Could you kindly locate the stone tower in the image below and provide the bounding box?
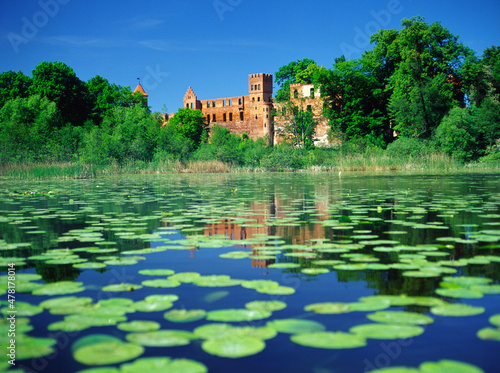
[133,83,148,107]
[248,74,274,143]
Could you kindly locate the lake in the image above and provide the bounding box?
[1,172,499,373]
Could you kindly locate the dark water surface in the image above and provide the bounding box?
[0,172,499,373]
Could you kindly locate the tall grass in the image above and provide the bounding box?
[1,151,499,180]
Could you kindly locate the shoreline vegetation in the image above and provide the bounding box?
[1,150,499,180]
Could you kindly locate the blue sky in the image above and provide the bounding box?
[1,0,499,113]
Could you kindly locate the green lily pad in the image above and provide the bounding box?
[419,359,485,373]
[168,272,201,283]
[125,330,194,347]
[40,296,93,310]
[201,336,265,358]
[141,279,181,288]
[350,323,424,339]
[163,309,207,323]
[133,299,173,312]
[144,294,179,303]
[33,281,85,295]
[193,275,242,287]
[266,318,326,334]
[268,263,301,269]
[17,336,56,359]
[117,321,161,332]
[206,308,272,322]
[245,300,287,312]
[120,357,207,373]
[255,285,296,295]
[304,302,351,314]
[435,288,484,299]
[489,314,500,327]
[2,301,43,317]
[138,269,175,276]
[102,283,143,292]
[366,311,434,325]
[219,251,251,259]
[73,341,144,365]
[73,262,106,269]
[430,304,485,317]
[291,331,367,349]
[477,327,500,341]
[441,276,492,287]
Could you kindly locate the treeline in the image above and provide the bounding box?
[0,16,499,171]
[275,16,500,162]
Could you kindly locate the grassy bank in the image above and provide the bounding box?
[1,152,499,180]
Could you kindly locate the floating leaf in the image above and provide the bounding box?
[73,341,144,365]
[125,330,194,347]
[435,288,483,299]
[117,321,161,332]
[138,269,175,276]
[206,308,271,322]
[266,319,326,334]
[163,309,207,323]
[141,279,181,288]
[201,336,265,358]
[291,331,367,349]
[419,359,485,373]
[430,304,485,317]
[120,357,207,373]
[367,311,434,325]
[350,323,424,339]
[102,283,143,292]
[245,300,287,312]
[304,302,351,314]
[477,327,500,341]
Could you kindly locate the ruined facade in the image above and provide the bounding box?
[183,74,274,142]
[177,73,331,145]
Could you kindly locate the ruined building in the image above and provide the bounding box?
[183,73,275,142]
[134,72,331,145]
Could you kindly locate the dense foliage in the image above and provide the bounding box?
[0,17,498,170]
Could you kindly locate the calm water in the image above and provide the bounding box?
[1,172,499,373]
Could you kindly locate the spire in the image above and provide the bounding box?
[133,80,148,97]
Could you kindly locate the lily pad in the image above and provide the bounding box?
[73,340,144,365]
[435,288,483,299]
[206,308,271,322]
[366,311,434,325]
[489,314,500,327]
[245,300,287,312]
[291,331,367,349]
[201,336,265,358]
[163,309,207,323]
[117,321,161,332]
[125,330,194,347]
[430,304,485,317]
[138,269,175,276]
[266,318,326,334]
[141,279,181,288]
[33,281,85,295]
[102,283,143,292]
[477,327,500,341]
[350,323,424,339]
[304,302,351,314]
[120,357,207,373]
[419,359,485,373]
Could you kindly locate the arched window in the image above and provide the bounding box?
[229,113,233,121]
[223,113,227,122]
[294,89,299,99]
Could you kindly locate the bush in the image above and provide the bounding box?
[385,137,433,158]
[260,144,304,170]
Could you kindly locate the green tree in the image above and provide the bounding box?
[435,107,477,162]
[86,75,135,123]
[367,17,473,137]
[275,58,318,102]
[168,108,208,148]
[29,61,92,126]
[277,101,317,149]
[0,95,61,163]
[0,71,32,108]
[317,58,389,146]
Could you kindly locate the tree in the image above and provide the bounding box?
[0,70,32,108]
[86,75,135,123]
[30,61,92,126]
[367,17,473,137]
[276,100,317,149]
[274,58,318,102]
[0,95,61,162]
[317,58,389,146]
[168,108,208,148]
